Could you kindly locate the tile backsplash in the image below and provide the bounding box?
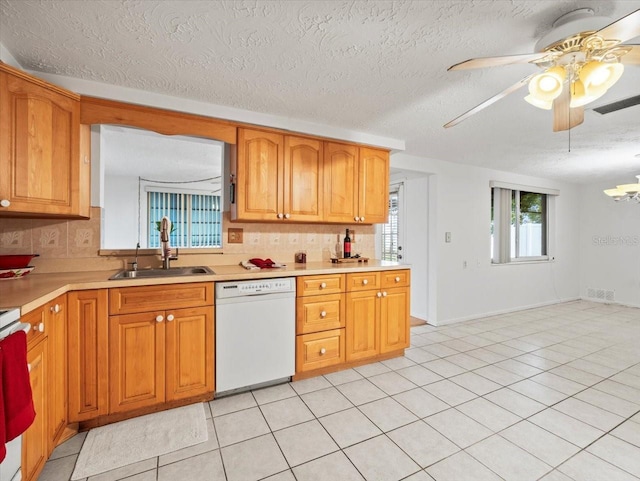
[0,208,376,273]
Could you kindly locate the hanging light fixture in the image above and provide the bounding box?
[604,175,640,202]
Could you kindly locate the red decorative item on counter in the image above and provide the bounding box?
[0,254,39,269]
[249,258,276,268]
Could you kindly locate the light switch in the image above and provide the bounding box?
[445,232,451,243]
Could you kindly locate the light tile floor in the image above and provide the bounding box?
[41,300,640,480]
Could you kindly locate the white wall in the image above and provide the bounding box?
[103,174,139,249]
[391,153,580,325]
[579,181,640,307]
[0,42,21,68]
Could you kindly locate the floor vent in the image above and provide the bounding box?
[605,290,615,302]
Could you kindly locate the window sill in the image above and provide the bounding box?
[491,257,554,266]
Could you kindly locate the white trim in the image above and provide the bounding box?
[490,181,559,196]
[430,297,581,326]
[579,297,640,310]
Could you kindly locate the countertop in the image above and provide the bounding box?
[0,260,409,315]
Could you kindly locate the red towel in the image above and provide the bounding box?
[1,330,35,441]
[249,258,276,268]
[0,348,6,463]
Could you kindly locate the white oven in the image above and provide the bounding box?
[0,308,30,481]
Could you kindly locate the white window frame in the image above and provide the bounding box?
[491,181,558,264]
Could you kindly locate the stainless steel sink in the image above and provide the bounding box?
[109,266,215,280]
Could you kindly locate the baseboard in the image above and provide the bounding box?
[579,296,640,310]
[431,297,581,326]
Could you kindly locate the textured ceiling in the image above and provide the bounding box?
[1,0,639,183]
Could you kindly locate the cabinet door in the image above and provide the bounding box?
[46,294,67,450]
[284,136,323,221]
[296,329,345,372]
[358,147,389,224]
[323,142,358,223]
[68,290,109,422]
[22,338,48,481]
[109,312,165,413]
[165,306,214,401]
[234,128,284,221]
[0,66,83,216]
[345,290,379,361]
[380,287,410,354]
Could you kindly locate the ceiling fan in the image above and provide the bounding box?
[444,8,640,132]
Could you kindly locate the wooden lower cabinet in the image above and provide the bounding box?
[296,329,345,372]
[109,311,166,413]
[109,305,214,413]
[345,290,380,361]
[380,287,410,353]
[165,306,214,401]
[22,338,48,481]
[67,289,109,422]
[47,295,67,450]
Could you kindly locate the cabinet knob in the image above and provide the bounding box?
[37,322,45,332]
[0,199,10,208]
[50,304,60,313]
[354,216,360,221]
[382,291,388,297]
[284,213,290,219]
[320,282,327,289]
[377,292,382,298]
[395,276,401,282]
[362,279,368,285]
[277,213,283,219]
[360,216,365,222]
[320,310,327,318]
[320,348,326,355]
[166,314,175,322]
[156,315,164,322]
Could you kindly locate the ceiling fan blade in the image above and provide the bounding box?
[553,87,584,132]
[448,53,551,71]
[444,74,535,128]
[595,9,640,44]
[621,45,640,64]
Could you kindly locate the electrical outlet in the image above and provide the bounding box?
[349,229,356,242]
[228,228,243,243]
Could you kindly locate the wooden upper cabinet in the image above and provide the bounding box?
[284,136,323,221]
[0,63,89,218]
[233,128,284,221]
[358,147,389,224]
[323,142,359,223]
[324,143,389,224]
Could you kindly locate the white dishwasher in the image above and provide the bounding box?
[215,277,296,395]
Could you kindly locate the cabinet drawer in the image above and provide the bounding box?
[381,270,410,288]
[109,282,213,315]
[346,272,380,291]
[22,307,46,346]
[296,329,345,373]
[296,294,345,334]
[297,274,345,296]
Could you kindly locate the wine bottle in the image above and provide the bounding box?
[344,229,351,258]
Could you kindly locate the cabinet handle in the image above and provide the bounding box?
[277,213,283,219]
[320,282,327,289]
[382,291,388,297]
[50,304,60,313]
[320,310,327,318]
[0,199,10,208]
[166,314,175,322]
[37,322,45,332]
[27,363,32,372]
[395,276,401,282]
[284,213,290,219]
[156,315,164,323]
[320,348,326,355]
[362,279,368,285]
[377,292,382,298]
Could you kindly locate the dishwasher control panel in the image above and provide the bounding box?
[216,277,295,299]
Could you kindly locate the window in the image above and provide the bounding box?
[148,191,222,248]
[381,184,402,261]
[491,182,557,263]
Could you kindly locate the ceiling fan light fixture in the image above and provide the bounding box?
[524,94,553,110]
[580,61,624,91]
[528,67,565,101]
[569,79,600,108]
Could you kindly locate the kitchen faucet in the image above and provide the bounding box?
[160,216,178,269]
